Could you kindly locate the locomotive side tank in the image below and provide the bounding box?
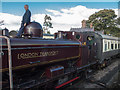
[1,38,80,72]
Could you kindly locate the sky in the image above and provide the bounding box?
[2,2,118,16]
[1,0,120,2]
[0,1,119,34]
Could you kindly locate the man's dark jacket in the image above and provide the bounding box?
[22,9,31,24]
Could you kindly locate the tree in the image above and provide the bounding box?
[86,9,117,31]
[86,9,120,37]
[43,15,53,34]
[117,17,120,25]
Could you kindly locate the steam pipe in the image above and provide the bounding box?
[0,36,13,89]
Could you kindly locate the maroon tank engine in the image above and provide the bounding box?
[0,22,82,88]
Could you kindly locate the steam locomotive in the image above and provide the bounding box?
[0,22,120,89]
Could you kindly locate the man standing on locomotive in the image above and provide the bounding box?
[16,4,31,37]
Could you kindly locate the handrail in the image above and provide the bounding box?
[0,36,13,89]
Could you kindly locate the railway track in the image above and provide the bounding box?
[65,58,120,89]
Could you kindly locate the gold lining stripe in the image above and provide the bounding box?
[0,55,80,72]
[2,44,80,47]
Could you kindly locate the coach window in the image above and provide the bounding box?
[105,43,107,51]
[111,44,114,49]
[108,42,110,49]
[115,44,117,49]
[119,43,120,49]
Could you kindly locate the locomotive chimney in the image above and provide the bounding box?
[81,20,86,28]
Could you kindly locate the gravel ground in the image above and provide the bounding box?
[92,60,119,81]
[66,58,120,89]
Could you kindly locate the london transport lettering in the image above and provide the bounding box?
[18,51,59,59]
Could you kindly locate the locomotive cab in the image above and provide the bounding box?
[55,31,98,65]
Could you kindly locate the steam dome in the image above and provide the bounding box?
[24,22,43,38]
